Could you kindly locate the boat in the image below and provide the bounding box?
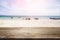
[50,17,60,20]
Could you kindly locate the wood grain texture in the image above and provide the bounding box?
[0,27,60,38]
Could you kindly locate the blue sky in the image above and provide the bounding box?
[0,0,60,16]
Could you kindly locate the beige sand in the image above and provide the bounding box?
[0,19,60,27]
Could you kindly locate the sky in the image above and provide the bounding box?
[0,0,60,16]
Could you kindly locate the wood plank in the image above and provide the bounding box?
[0,27,60,38]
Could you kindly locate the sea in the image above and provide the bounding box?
[0,15,60,20]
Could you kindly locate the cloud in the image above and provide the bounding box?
[0,0,60,16]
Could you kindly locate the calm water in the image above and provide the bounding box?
[0,16,60,20]
[0,16,21,20]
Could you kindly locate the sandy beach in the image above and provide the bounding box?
[0,19,60,27]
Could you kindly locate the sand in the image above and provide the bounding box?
[0,19,60,27]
